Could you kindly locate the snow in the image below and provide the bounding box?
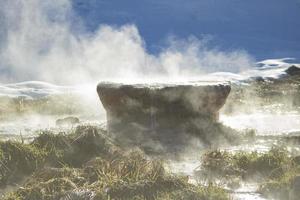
[241,58,300,81]
[0,81,76,99]
[189,58,300,83]
[257,58,297,68]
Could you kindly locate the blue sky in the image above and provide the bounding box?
[73,0,300,60]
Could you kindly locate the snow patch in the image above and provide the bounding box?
[0,81,75,99]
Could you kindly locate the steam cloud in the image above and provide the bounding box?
[0,0,255,85]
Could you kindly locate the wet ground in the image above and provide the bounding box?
[0,111,299,200]
[167,112,300,200]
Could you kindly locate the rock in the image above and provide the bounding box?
[285,65,300,76]
[56,116,80,127]
[97,81,231,147]
[293,155,300,165]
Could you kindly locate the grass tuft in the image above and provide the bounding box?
[1,126,231,200]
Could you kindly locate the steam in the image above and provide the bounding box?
[0,0,255,85]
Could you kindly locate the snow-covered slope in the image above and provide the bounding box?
[244,58,300,80]
[195,58,300,83]
[0,81,76,99]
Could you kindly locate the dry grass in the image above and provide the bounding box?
[198,147,300,200]
[1,125,230,200]
[200,146,294,180]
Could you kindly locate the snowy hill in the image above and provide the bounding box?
[197,58,300,83]
[0,81,75,99]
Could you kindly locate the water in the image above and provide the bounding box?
[167,159,268,200]
[0,114,56,139]
[220,113,300,135]
[232,183,267,200]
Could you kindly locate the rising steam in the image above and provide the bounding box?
[0,0,255,84]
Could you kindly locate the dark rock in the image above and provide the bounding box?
[56,116,80,127]
[293,155,300,165]
[285,65,300,76]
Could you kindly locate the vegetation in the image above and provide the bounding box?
[257,155,300,200]
[0,125,299,200]
[223,78,300,114]
[0,141,46,186]
[0,125,230,200]
[200,146,294,180]
[199,147,300,200]
[258,166,300,200]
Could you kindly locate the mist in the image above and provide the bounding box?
[0,0,255,85]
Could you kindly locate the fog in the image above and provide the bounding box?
[0,0,255,85]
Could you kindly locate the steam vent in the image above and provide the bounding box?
[97,81,231,139]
